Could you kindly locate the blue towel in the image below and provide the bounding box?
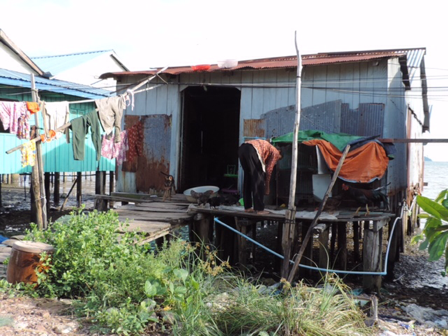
[0,235,8,243]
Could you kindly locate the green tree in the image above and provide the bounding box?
[413,189,448,275]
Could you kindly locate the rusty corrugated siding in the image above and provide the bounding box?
[121,114,172,192]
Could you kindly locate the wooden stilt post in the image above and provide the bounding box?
[363,221,384,293]
[30,75,47,229]
[102,171,106,195]
[109,171,115,208]
[235,217,248,268]
[330,222,337,265]
[44,172,50,220]
[353,221,360,263]
[318,226,329,268]
[76,172,82,207]
[281,31,302,278]
[54,172,60,206]
[337,222,347,270]
[287,144,350,283]
[95,170,101,195]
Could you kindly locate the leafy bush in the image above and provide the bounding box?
[413,190,448,275]
[24,209,224,334]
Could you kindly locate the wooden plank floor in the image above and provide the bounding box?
[107,194,194,242]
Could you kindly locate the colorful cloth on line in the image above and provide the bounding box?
[26,102,40,114]
[0,101,30,139]
[126,122,144,162]
[43,101,70,140]
[21,141,36,167]
[95,95,127,143]
[101,130,128,165]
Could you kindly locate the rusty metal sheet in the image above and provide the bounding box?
[243,119,266,138]
[122,115,141,173]
[135,114,172,192]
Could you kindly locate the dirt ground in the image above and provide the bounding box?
[1,193,447,334]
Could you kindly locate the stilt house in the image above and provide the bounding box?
[101,48,429,215]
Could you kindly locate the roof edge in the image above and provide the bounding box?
[0,29,44,76]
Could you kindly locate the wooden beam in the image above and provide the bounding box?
[379,138,448,143]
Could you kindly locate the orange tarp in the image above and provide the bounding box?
[303,139,389,183]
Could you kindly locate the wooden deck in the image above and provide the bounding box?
[95,193,194,243]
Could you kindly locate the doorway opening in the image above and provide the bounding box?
[179,86,241,192]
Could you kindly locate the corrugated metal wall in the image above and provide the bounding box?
[115,58,420,198]
[0,88,115,174]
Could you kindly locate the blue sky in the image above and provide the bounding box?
[2,0,448,160]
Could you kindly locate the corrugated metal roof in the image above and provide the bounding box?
[31,50,116,76]
[100,48,426,79]
[0,68,111,99]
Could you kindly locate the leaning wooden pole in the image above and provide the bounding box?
[280,31,302,278]
[287,144,351,283]
[30,74,47,229]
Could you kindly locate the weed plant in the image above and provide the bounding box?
[11,209,373,335]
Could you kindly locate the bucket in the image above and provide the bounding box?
[7,241,55,285]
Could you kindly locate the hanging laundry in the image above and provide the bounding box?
[116,130,128,165]
[126,121,144,163]
[0,101,30,139]
[95,95,127,143]
[26,102,40,114]
[70,110,102,161]
[101,130,129,165]
[43,101,70,140]
[101,133,116,160]
[125,89,135,111]
[21,141,36,167]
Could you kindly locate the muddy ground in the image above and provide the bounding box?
[1,185,448,335]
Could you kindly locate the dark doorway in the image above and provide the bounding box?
[179,86,241,192]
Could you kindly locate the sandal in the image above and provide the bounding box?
[256,210,270,215]
[244,208,255,213]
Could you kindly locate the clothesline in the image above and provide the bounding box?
[67,66,168,105]
[6,121,72,154]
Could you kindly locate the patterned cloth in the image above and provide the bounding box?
[21,141,36,167]
[101,130,128,165]
[116,130,128,165]
[0,101,30,139]
[245,139,282,195]
[126,122,144,162]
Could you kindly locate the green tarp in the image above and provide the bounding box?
[272,130,363,152]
